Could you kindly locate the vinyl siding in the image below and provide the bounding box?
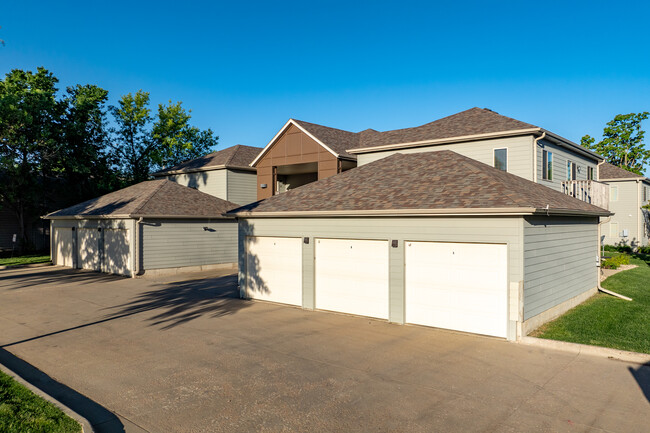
[238,216,524,340]
[164,170,227,200]
[356,136,535,181]
[226,169,257,205]
[600,180,643,246]
[523,216,598,320]
[536,139,599,192]
[142,218,237,270]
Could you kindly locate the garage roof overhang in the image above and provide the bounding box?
[347,128,603,163]
[44,214,234,220]
[232,207,611,218]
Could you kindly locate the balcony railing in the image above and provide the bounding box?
[561,180,609,210]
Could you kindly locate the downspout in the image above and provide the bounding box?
[597,216,632,301]
[533,132,546,182]
[134,217,143,277]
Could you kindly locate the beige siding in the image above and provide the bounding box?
[50,218,134,275]
[164,170,227,200]
[357,136,535,181]
[601,180,645,246]
[523,216,598,320]
[536,139,599,192]
[142,218,237,270]
[238,216,524,340]
[226,169,258,205]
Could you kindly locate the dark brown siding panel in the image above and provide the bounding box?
[256,125,350,199]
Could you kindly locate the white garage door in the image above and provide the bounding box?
[54,228,74,267]
[78,228,100,271]
[405,241,508,338]
[315,238,389,320]
[245,236,302,306]
[103,229,131,276]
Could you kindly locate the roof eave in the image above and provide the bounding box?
[541,130,604,162]
[153,164,256,176]
[346,128,542,154]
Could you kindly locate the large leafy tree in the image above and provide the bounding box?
[111,94,217,182]
[59,84,117,203]
[109,90,153,183]
[0,67,60,250]
[581,112,650,174]
[151,100,217,170]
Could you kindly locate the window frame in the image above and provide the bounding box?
[587,166,594,181]
[542,150,553,180]
[610,185,618,202]
[493,147,508,172]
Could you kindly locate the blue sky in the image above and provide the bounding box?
[2,1,649,173]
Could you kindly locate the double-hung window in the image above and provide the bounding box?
[587,166,594,180]
[542,150,553,180]
[567,160,577,181]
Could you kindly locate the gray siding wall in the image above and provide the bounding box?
[238,216,525,340]
[523,216,598,320]
[601,180,645,246]
[536,139,599,192]
[357,136,535,181]
[226,169,258,205]
[142,218,237,270]
[164,170,227,200]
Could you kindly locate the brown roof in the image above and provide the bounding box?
[46,180,238,218]
[599,162,644,180]
[153,144,262,175]
[290,108,538,158]
[232,151,609,216]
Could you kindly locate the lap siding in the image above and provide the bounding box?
[142,219,237,270]
[523,216,598,320]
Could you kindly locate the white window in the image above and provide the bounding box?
[610,185,618,202]
[494,148,507,171]
[610,222,619,237]
[567,160,577,180]
[587,166,594,180]
[542,150,553,180]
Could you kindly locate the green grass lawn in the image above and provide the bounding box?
[0,370,81,433]
[0,254,51,267]
[532,253,650,354]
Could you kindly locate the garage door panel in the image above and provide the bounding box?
[245,236,302,306]
[78,228,100,271]
[315,238,388,320]
[104,229,131,276]
[406,241,507,338]
[54,228,74,267]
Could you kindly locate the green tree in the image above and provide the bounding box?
[581,112,650,174]
[151,100,217,170]
[0,67,60,251]
[59,84,118,203]
[109,90,153,183]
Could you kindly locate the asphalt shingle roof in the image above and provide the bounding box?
[290,108,539,158]
[153,144,262,175]
[232,151,609,216]
[46,180,238,218]
[599,162,644,180]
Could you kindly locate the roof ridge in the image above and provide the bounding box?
[132,180,168,215]
[224,144,240,166]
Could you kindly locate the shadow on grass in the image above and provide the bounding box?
[629,362,650,404]
[0,348,125,433]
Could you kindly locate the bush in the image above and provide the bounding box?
[602,254,631,269]
[637,246,650,255]
[603,244,633,253]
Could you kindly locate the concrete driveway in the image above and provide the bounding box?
[0,266,648,433]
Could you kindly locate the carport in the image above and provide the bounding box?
[45,179,239,276]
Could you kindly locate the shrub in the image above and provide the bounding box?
[637,246,650,255]
[603,244,633,253]
[602,254,631,269]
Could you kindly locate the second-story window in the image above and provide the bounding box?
[611,185,618,201]
[542,150,553,180]
[587,166,594,180]
[567,160,577,180]
[494,148,507,171]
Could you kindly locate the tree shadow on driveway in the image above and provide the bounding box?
[629,362,650,405]
[104,273,250,330]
